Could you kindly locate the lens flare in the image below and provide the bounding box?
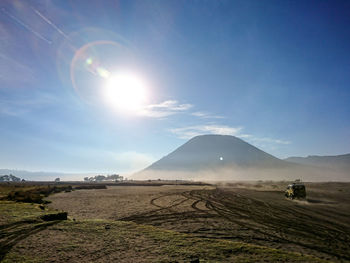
[66,37,150,115]
[86,57,93,65]
[69,40,132,104]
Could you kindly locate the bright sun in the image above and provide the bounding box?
[103,72,148,113]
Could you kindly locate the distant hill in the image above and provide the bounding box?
[284,154,350,172]
[135,135,349,182]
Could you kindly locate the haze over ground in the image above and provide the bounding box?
[0,1,350,178]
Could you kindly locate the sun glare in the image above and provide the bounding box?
[103,72,148,113]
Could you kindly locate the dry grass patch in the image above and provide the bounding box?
[3,219,326,263]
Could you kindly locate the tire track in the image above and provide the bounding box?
[120,187,350,261]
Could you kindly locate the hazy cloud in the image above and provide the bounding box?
[113,151,156,172]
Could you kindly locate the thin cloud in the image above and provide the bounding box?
[246,137,291,145]
[1,8,51,44]
[140,100,193,118]
[147,100,192,111]
[0,92,59,117]
[170,125,243,139]
[191,111,224,119]
[31,7,71,41]
[0,53,36,86]
[0,105,26,117]
[170,124,291,147]
[138,100,224,120]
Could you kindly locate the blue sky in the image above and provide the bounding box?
[0,0,349,175]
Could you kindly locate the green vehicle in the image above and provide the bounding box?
[285,183,306,199]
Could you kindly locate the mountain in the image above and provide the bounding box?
[284,154,350,172]
[146,135,289,171]
[136,135,293,180]
[135,135,349,182]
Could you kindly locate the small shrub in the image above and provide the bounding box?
[6,185,73,203]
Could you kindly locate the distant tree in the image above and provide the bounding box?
[106,174,122,181]
[10,174,21,182]
[111,175,123,182]
[83,174,122,182]
[95,175,106,182]
[54,178,60,182]
[0,174,21,182]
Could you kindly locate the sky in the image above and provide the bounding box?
[0,0,349,175]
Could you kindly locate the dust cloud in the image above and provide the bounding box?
[133,165,349,182]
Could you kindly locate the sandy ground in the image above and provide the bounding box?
[47,182,350,262]
[47,185,215,220]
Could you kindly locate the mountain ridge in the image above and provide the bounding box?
[284,153,350,171]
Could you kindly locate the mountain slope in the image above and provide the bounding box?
[144,134,289,172]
